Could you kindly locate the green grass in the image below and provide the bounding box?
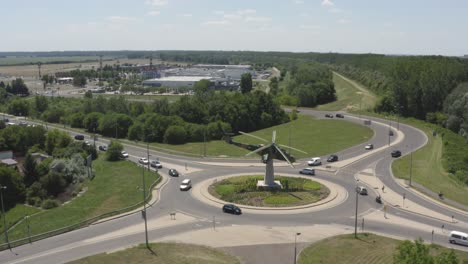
[67,242,241,264]
[146,114,373,159]
[317,72,378,112]
[298,233,468,264]
[391,117,468,206]
[1,156,159,242]
[209,175,329,207]
[0,204,40,234]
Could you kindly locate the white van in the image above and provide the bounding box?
[307,157,322,166]
[449,231,468,246]
[180,179,192,191]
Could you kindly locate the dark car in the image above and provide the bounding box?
[389,130,394,136]
[335,113,344,118]
[325,114,334,118]
[74,134,85,140]
[391,150,402,158]
[299,168,315,175]
[327,154,338,162]
[98,145,107,151]
[222,204,242,215]
[168,169,179,177]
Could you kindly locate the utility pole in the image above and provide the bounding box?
[354,187,359,238]
[0,185,10,249]
[141,141,150,249]
[293,232,301,264]
[37,62,42,78]
[409,146,413,186]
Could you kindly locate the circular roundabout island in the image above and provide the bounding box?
[208,175,330,207]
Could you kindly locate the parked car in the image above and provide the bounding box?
[307,157,322,166]
[335,113,344,118]
[138,157,149,165]
[365,144,374,150]
[391,150,402,158]
[327,154,338,162]
[324,114,334,118]
[98,145,107,151]
[356,186,368,195]
[222,204,242,215]
[150,160,162,168]
[121,151,129,158]
[74,134,85,140]
[299,168,315,175]
[180,179,192,191]
[168,169,179,177]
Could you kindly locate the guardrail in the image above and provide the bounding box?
[0,176,162,251]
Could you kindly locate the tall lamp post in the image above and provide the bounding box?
[0,185,10,249]
[354,183,359,238]
[408,145,413,187]
[140,138,150,249]
[293,232,301,264]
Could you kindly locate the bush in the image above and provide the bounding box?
[27,196,42,207]
[163,125,187,144]
[106,140,124,161]
[41,199,60,209]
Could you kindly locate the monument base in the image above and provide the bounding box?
[256,180,283,190]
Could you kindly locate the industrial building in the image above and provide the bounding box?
[142,76,213,88]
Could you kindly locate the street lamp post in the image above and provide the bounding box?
[354,184,359,238]
[141,140,150,249]
[409,145,413,187]
[0,185,10,249]
[294,232,301,264]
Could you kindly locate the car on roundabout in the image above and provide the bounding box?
[391,150,402,158]
[168,169,179,177]
[98,145,107,151]
[299,168,315,175]
[307,157,322,166]
[180,179,192,191]
[356,186,368,195]
[150,160,162,168]
[222,204,242,215]
[365,144,374,150]
[327,154,338,162]
[324,114,334,118]
[335,113,344,118]
[138,157,149,165]
[121,151,129,158]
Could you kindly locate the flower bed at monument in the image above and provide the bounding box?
[208,175,330,207]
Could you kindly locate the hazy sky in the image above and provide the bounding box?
[1,0,467,55]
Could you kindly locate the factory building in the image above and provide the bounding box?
[142,76,213,88]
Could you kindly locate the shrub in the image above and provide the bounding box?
[163,125,187,144]
[41,199,60,209]
[27,196,42,207]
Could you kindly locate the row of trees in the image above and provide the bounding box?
[0,78,30,96]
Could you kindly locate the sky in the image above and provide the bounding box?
[1,0,467,56]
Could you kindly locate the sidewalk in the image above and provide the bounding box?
[356,169,464,223]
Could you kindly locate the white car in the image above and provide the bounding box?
[365,144,374,150]
[138,157,149,165]
[307,157,322,166]
[150,160,162,168]
[121,151,129,158]
[180,179,192,191]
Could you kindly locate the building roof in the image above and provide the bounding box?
[1,158,17,166]
[143,76,212,82]
[0,151,13,160]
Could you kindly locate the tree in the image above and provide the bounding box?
[23,153,38,187]
[7,78,29,96]
[106,140,123,161]
[163,125,187,144]
[393,238,459,264]
[194,79,212,96]
[269,76,279,95]
[0,166,26,210]
[34,96,49,113]
[240,73,253,94]
[40,171,66,196]
[7,99,30,116]
[84,90,93,99]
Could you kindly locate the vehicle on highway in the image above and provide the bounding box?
[356,186,368,195]
[168,169,179,177]
[335,113,344,118]
[365,144,374,150]
[307,157,322,166]
[98,145,107,151]
[121,151,129,158]
[389,130,394,136]
[449,231,468,246]
[324,114,334,118]
[150,160,162,168]
[84,141,91,146]
[74,134,85,140]
[180,179,192,191]
[299,168,315,175]
[327,154,338,162]
[138,157,149,165]
[222,204,242,215]
[391,150,402,158]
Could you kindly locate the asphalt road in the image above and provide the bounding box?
[1,110,467,264]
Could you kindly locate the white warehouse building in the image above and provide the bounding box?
[142,76,212,88]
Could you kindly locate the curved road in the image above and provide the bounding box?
[1,110,467,264]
